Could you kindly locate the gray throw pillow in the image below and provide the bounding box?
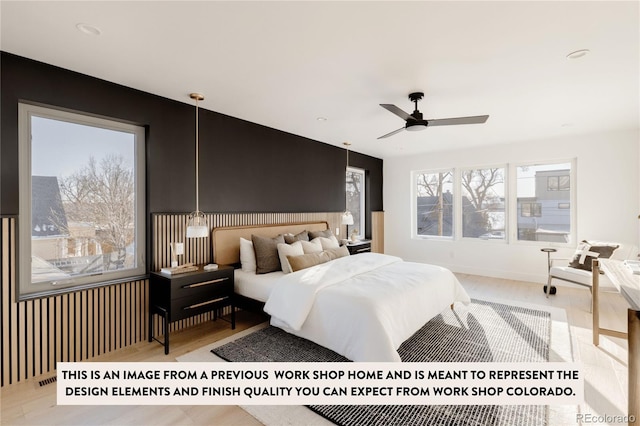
[251,234,285,274]
[308,229,333,239]
[284,230,309,244]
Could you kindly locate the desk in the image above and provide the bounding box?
[592,259,640,418]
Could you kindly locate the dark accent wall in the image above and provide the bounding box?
[1,52,382,230]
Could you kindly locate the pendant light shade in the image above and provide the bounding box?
[186,211,208,238]
[341,142,354,226]
[186,93,208,238]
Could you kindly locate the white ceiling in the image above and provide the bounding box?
[1,1,638,159]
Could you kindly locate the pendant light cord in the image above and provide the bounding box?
[344,142,351,211]
[345,147,348,209]
[194,96,200,213]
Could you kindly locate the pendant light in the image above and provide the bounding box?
[186,93,208,238]
[341,142,354,228]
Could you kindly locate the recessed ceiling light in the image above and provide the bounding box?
[566,49,590,60]
[316,117,327,121]
[76,23,101,36]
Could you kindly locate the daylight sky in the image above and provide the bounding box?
[31,116,135,178]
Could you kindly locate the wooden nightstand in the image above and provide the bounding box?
[346,240,372,255]
[149,265,235,354]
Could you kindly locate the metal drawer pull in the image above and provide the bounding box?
[182,277,228,288]
[183,297,227,310]
[356,247,371,252]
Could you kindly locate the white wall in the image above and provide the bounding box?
[384,129,639,284]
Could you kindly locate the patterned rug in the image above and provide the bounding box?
[212,299,551,426]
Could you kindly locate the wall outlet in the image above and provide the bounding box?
[335,227,340,236]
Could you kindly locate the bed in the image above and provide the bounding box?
[212,221,470,362]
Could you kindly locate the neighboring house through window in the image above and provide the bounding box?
[516,163,573,243]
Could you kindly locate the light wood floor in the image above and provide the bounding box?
[0,274,630,426]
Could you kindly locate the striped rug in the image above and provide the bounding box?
[212,299,551,426]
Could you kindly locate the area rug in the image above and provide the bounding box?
[214,299,548,426]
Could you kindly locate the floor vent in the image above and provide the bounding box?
[38,376,57,387]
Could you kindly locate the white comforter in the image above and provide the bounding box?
[264,253,470,362]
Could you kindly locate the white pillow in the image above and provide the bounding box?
[312,236,340,250]
[240,237,257,272]
[277,241,304,274]
[301,239,323,254]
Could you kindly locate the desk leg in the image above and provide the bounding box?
[592,260,600,346]
[629,309,640,420]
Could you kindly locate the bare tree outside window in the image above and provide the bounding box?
[460,168,505,239]
[54,155,135,272]
[416,171,453,237]
[346,168,365,239]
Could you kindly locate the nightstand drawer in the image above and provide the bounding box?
[347,241,372,255]
[170,292,232,322]
[170,273,232,299]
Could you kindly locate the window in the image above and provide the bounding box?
[412,160,574,245]
[18,103,145,299]
[521,202,542,217]
[346,167,365,239]
[415,170,454,237]
[547,175,570,191]
[516,162,573,243]
[461,167,506,239]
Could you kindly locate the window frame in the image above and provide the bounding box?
[509,158,576,247]
[411,159,576,247]
[18,102,146,300]
[458,164,508,242]
[346,166,366,240]
[412,168,455,240]
[520,202,542,217]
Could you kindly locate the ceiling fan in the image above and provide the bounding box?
[378,92,489,139]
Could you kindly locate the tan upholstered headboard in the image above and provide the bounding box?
[212,221,329,265]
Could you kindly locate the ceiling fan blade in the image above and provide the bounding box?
[380,104,415,121]
[426,115,489,127]
[377,127,406,139]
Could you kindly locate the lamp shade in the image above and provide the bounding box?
[341,211,354,226]
[186,211,208,238]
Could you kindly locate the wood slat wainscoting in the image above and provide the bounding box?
[1,216,149,387]
[149,212,348,340]
[371,211,384,254]
[151,212,349,271]
[1,212,382,386]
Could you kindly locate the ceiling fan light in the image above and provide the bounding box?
[406,123,427,132]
